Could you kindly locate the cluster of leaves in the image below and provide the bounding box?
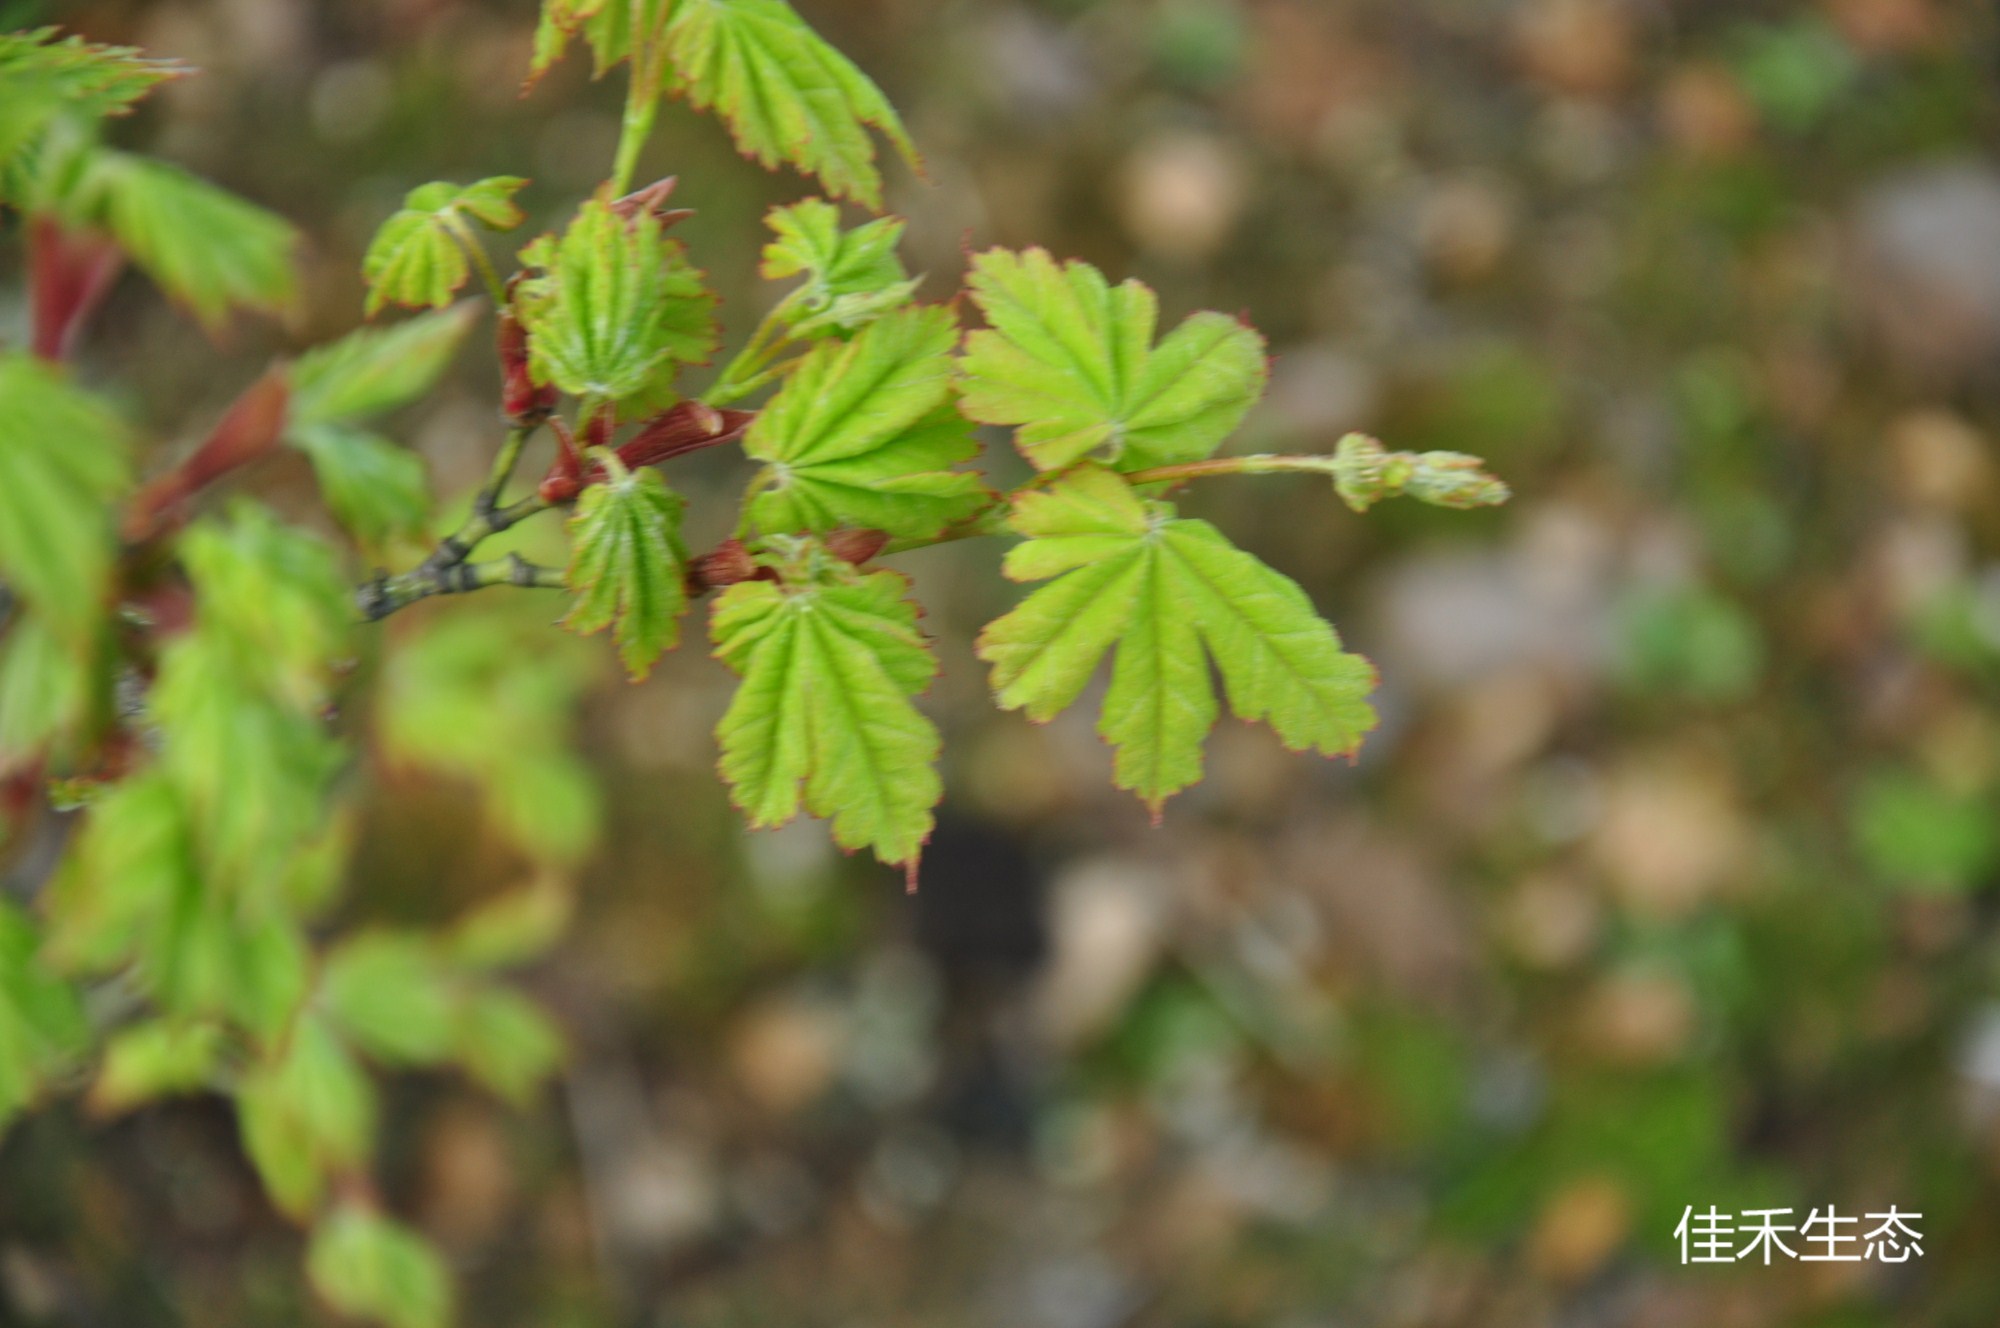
[0,5,1503,1326]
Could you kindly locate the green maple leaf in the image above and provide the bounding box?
[563,459,691,680]
[761,198,917,337]
[529,1,919,209]
[0,355,131,645]
[978,465,1376,811]
[290,305,480,428]
[960,248,1269,473]
[516,195,718,413]
[362,177,527,315]
[662,0,921,210]
[744,305,984,540]
[712,563,941,870]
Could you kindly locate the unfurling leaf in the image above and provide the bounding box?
[979,465,1376,812]
[761,198,917,336]
[563,459,691,680]
[290,305,480,427]
[745,305,985,540]
[307,1205,454,1328]
[960,248,1268,473]
[712,563,941,870]
[362,177,527,315]
[1329,432,1511,513]
[516,195,718,413]
[0,354,131,644]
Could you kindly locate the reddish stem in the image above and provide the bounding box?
[123,370,292,542]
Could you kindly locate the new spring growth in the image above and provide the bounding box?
[1329,433,1510,514]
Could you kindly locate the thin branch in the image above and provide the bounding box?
[474,423,537,518]
[356,553,564,622]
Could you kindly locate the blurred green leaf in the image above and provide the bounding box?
[290,306,480,428]
[961,247,1267,472]
[0,900,89,1131]
[80,150,298,329]
[455,988,565,1104]
[324,934,459,1067]
[1613,585,1764,702]
[239,1014,376,1218]
[91,1020,224,1114]
[1854,770,1997,893]
[0,29,180,177]
[379,610,602,866]
[0,354,130,645]
[290,424,432,552]
[307,1205,453,1328]
[0,616,88,764]
[447,880,573,971]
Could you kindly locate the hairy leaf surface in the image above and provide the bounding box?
[745,306,983,539]
[563,462,690,680]
[517,196,718,412]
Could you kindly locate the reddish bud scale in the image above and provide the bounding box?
[824,528,890,566]
[29,217,125,363]
[610,177,695,230]
[538,402,755,503]
[123,370,292,542]
[497,308,556,424]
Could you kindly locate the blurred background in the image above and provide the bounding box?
[7,0,2000,1324]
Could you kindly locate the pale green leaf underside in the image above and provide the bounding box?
[960,247,1268,473]
[563,465,691,680]
[978,466,1375,809]
[746,305,982,539]
[712,570,940,868]
[662,0,920,211]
